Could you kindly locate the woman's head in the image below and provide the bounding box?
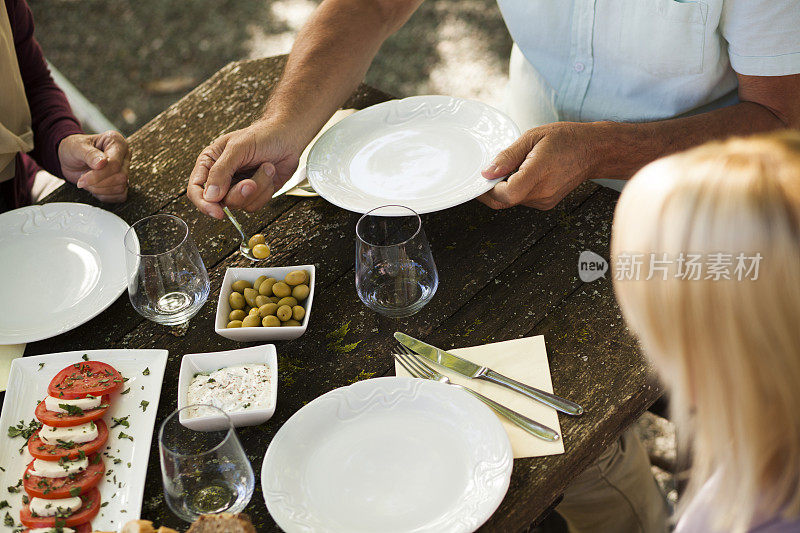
[612,131,800,532]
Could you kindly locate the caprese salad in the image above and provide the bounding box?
[17,360,124,532]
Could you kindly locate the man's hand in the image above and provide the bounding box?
[479,122,597,210]
[58,131,131,203]
[187,121,303,219]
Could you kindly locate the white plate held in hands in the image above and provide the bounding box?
[262,376,513,533]
[306,96,520,215]
[0,203,129,344]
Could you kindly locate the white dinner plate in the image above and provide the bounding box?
[306,96,520,215]
[262,376,513,533]
[0,348,168,532]
[0,203,129,344]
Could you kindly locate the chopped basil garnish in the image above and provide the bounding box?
[119,432,134,441]
[142,367,150,376]
[111,416,130,429]
[140,400,150,412]
[58,403,85,416]
[82,354,89,361]
[120,387,131,395]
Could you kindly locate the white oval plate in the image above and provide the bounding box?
[307,96,520,215]
[262,376,513,533]
[0,203,129,344]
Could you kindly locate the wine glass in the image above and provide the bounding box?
[355,205,438,318]
[159,405,255,522]
[124,214,210,325]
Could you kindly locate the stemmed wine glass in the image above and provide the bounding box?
[355,205,438,318]
[159,405,255,522]
[124,214,209,325]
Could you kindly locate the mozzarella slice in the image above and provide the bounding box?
[39,421,98,445]
[44,395,101,413]
[28,495,82,517]
[30,456,88,478]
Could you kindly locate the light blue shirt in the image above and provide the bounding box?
[497,0,800,129]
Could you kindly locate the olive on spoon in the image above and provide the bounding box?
[222,206,270,261]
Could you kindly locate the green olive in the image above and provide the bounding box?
[254,275,268,291]
[249,307,259,315]
[284,270,308,286]
[229,291,246,310]
[252,244,270,259]
[269,296,281,304]
[262,315,281,327]
[242,314,261,328]
[258,303,279,318]
[272,281,291,298]
[258,278,277,296]
[248,233,266,250]
[227,320,243,328]
[277,296,298,308]
[229,309,246,321]
[291,284,310,301]
[255,295,270,307]
[282,319,302,326]
[292,305,305,321]
[231,280,251,293]
[244,287,259,307]
[276,304,292,321]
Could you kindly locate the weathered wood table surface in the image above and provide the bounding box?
[24,55,660,531]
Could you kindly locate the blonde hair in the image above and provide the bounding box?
[611,131,800,532]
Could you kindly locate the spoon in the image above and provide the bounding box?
[222,206,258,261]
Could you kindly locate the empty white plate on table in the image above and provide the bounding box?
[262,376,513,533]
[307,95,520,215]
[0,203,129,344]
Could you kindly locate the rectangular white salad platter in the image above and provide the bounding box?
[0,349,168,532]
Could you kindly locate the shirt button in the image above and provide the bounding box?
[574,62,585,72]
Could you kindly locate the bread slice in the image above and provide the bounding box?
[112,520,180,533]
[186,513,257,533]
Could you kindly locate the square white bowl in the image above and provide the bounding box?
[178,344,278,430]
[215,265,316,341]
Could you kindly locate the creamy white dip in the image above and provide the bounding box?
[186,364,271,417]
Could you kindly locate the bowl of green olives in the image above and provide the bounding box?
[215,265,315,341]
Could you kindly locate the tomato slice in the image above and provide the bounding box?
[35,395,111,427]
[23,453,105,499]
[19,487,101,528]
[48,361,124,399]
[24,524,91,533]
[28,420,109,461]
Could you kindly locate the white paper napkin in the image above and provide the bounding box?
[395,336,565,458]
[272,108,357,197]
[0,343,25,392]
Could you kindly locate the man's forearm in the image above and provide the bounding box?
[261,0,421,147]
[593,101,792,180]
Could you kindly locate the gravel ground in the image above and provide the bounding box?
[29,0,677,514]
[29,0,512,135]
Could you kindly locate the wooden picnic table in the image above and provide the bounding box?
[24,55,660,531]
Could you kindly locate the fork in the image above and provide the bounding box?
[395,347,560,442]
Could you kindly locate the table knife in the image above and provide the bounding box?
[395,332,584,416]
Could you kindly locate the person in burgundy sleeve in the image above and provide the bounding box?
[0,0,130,213]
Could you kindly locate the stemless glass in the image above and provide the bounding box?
[124,214,209,325]
[355,205,438,318]
[159,405,255,522]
